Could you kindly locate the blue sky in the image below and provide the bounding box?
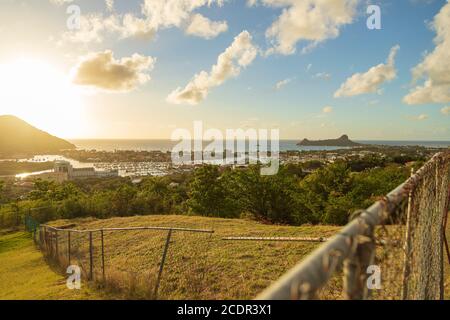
[0,0,449,140]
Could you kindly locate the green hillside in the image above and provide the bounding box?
[0,115,75,158]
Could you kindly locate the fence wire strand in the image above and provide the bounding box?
[33,152,449,300]
[257,151,450,300]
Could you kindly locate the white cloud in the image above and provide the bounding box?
[60,14,121,44]
[121,13,156,39]
[334,45,399,98]
[403,2,450,104]
[323,106,333,113]
[60,0,228,43]
[167,31,258,105]
[409,114,429,121]
[71,50,155,92]
[185,13,228,39]
[441,106,450,115]
[134,0,228,39]
[252,0,359,55]
[275,78,292,90]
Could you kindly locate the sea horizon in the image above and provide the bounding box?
[68,138,450,152]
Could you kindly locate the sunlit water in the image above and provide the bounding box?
[69,139,450,152]
[10,140,449,179]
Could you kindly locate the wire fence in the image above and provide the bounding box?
[256,151,450,300]
[26,151,450,300]
[37,224,214,299]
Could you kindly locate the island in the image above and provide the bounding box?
[297,134,362,147]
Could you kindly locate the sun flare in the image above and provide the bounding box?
[0,57,85,138]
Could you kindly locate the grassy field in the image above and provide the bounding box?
[0,230,110,300]
[2,214,449,300]
[46,215,340,300]
[445,222,450,299]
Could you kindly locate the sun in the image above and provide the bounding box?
[0,57,86,138]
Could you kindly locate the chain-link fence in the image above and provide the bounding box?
[257,151,450,300]
[33,151,449,300]
[37,225,214,299]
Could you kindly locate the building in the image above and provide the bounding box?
[54,161,118,180]
[27,161,118,182]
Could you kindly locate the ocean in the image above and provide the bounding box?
[69,139,450,152]
[13,139,449,179]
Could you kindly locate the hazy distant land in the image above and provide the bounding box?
[0,115,75,158]
[297,134,362,147]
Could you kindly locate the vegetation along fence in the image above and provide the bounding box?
[37,224,214,299]
[256,151,450,300]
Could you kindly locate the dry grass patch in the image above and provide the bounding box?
[47,215,340,300]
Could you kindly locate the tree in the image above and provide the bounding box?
[298,162,353,224]
[187,165,237,217]
[29,179,56,200]
[323,194,353,225]
[111,184,137,216]
[226,165,301,224]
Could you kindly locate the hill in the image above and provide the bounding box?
[297,134,362,147]
[0,115,75,158]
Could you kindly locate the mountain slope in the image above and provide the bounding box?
[0,115,75,157]
[297,134,362,147]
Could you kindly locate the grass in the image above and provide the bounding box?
[445,222,450,300]
[0,230,110,300]
[2,214,449,300]
[46,215,341,300]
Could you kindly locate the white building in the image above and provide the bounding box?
[54,161,118,180]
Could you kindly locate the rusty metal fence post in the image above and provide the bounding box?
[154,229,173,299]
[43,226,47,252]
[39,226,43,248]
[343,234,375,300]
[89,231,94,281]
[55,230,59,259]
[443,187,450,264]
[402,168,414,299]
[49,228,53,256]
[68,231,71,265]
[101,229,105,282]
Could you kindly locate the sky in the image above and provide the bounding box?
[0,0,449,140]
